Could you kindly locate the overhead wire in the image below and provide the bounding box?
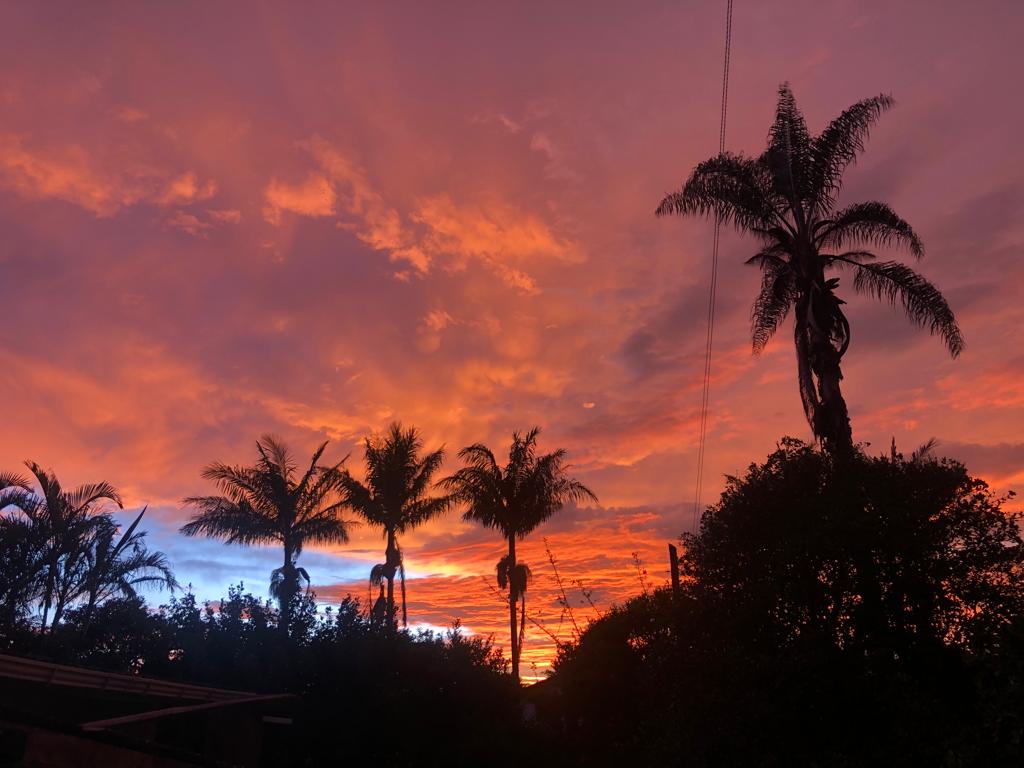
[692,0,734,532]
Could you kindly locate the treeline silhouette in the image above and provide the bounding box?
[1,424,592,764]
[3,437,1021,765]
[1,424,592,682]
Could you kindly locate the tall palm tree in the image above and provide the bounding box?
[80,507,177,628]
[657,84,963,455]
[181,435,352,633]
[12,462,123,630]
[339,422,449,628]
[441,428,597,682]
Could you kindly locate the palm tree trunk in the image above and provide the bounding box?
[385,528,397,629]
[40,594,52,631]
[82,589,99,633]
[51,596,67,630]
[280,543,293,635]
[508,535,519,683]
[40,554,58,631]
[809,325,853,456]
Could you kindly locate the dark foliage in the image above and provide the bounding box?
[546,440,1024,766]
[0,467,173,634]
[6,585,527,766]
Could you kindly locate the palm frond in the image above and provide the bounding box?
[257,434,296,481]
[825,250,877,265]
[455,443,499,472]
[292,440,331,500]
[338,471,384,524]
[751,262,797,354]
[764,83,814,205]
[199,462,261,504]
[817,201,923,258]
[810,94,895,207]
[65,482,123,513]
[657,152,779,232]
[402,495,452,531]
[840,258,964,357]
[179,498,280,545]
[496,555,511,590]
[0,472,30,491]
[369,563,386,587]
[23,461,60,502]
[408,446,446,501]
[0,488,36,514]
[293,513,353,545]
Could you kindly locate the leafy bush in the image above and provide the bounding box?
[548,440,1024,766]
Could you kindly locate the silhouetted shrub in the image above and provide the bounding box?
[548,440,1024,766]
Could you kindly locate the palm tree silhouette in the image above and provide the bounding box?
[181,435,351,633]
[10,462,123,630]
[442,428,596,682]
[657,84,963,455]
[339,423,449,628]
[80,507,177,629]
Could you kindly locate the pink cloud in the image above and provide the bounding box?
[263,173,336,224]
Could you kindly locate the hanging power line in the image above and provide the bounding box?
[692,0,734,532]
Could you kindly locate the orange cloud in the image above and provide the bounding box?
[208,208,243,224]
[0,134,218,216]
[0,134,126,215]
[156,171,216,206]
[412,193,579,292]
[166,211,211,237]
[263,173,336,224]
[302,137,430,274]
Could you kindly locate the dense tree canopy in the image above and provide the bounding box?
[548,440,1024,766]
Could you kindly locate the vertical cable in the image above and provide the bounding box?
[692,0,734,532]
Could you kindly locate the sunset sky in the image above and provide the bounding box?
[1,1,1022,676]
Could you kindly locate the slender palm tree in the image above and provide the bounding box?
[339,422,449,628]
[80,507,177,628]
[657,84,963,455]
[441,428,597,682]
[11,462,123,630]
[181,435,352,633]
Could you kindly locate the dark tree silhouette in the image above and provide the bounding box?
[657,85,963,455]
[338,422,449,628]
[180,435,351,632]
[548,440,1024,765]
[442,427,596,682]
[79,507,177,629]
[6,462,124,630]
